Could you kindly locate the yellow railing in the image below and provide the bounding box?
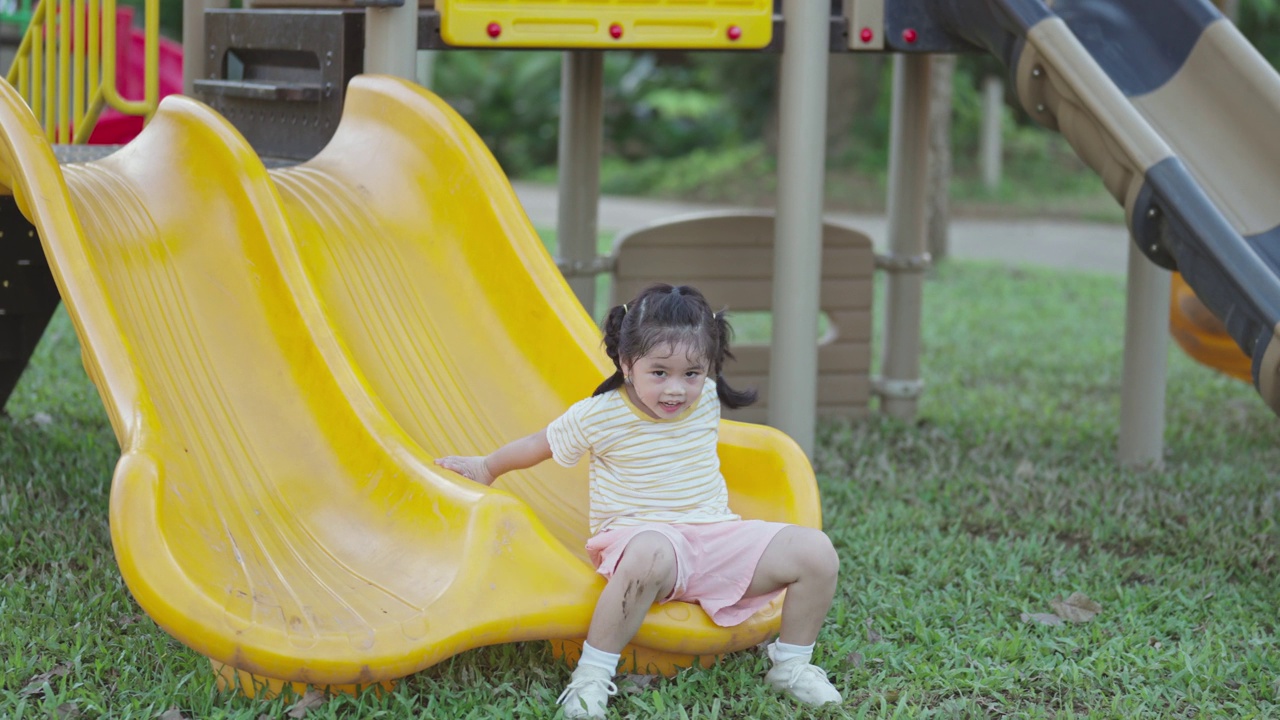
[6,0,158,144]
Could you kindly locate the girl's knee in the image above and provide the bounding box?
[614,532,677,588]
[793,528,839,582]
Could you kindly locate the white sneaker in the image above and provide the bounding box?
[765,644,842,706]
[557,664,618,719]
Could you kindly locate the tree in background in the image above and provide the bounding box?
[1236,0,1280,61]
[926,55,956,261]
[431,52,563,175]
[432,51,781,184]
[826,54,884,165]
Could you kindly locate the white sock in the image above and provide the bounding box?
[577,642,621,675]
[771,640,815,665]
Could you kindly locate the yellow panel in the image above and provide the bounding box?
[0,74,821,688]
[439,0,772,49]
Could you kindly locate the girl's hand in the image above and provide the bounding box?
[434,455,496,486]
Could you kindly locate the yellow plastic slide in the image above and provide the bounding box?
[0,75,821,692]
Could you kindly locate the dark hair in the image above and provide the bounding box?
[592,283,757,409]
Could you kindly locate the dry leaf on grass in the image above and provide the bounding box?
[158,710,188,720]
[843,651,865,668]
[56,703,81,719]
[1050,592,1102,623]
[1020,612,1064,627]
[1015,458,1035,479]
[864,617,882,643]
[617,674,656,694]
[19,664,72,698]
[285,689,327,718]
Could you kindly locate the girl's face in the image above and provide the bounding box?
[622,342,708,419]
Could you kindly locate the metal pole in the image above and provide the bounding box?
[1117,244,1170,467]
[767,0,829,457]
[556,52,603,314]
[878,54,932,419]
[182,0,228,96]
[365,0,419,80]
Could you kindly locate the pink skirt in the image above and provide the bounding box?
[585,520,790,627]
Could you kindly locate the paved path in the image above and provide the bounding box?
[512,181,1133,276]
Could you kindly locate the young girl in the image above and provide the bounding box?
[436,283,841,718]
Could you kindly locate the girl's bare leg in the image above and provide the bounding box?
[584,532,679,653]
[743,526,839,645]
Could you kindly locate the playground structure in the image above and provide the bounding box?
[610,213,877,425]
[0,73,822,692]
[178,0,1280,460]
[0,0,180,414]
[4,0,181,144]
[0,0,1278,700]
[84,5,181,143]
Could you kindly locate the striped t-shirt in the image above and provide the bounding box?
[547,377,739,535]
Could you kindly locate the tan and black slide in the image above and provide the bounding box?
[927,0,1280,416]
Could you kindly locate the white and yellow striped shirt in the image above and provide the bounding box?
[547,377,739,535]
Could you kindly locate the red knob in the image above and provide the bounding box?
[727,24,742,41]
[609,23,623,39]
[903,28,918,43]
[859,27,873,43]
[486,22,501,38]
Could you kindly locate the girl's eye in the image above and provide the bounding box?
[685,371,700,378]
[653,371,666,378]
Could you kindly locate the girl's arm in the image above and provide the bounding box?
[435,429,553,486]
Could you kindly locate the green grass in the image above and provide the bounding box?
[3,261,1278,717]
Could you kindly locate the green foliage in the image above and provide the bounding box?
[117,0,182,40]
[1239,0,1280,65]
[841,63,893,173]
[432,52,564,176]
[433,53,776,177]
[601,54,732,161]
[597,142,773,199]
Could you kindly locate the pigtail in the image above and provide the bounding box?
[592,303,629,397]
[712,309,757,409]
[716,375,758,409]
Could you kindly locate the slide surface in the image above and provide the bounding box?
[930,0,1280,412]
[0,75,820,688]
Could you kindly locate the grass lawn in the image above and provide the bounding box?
[2,260,1277,718]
